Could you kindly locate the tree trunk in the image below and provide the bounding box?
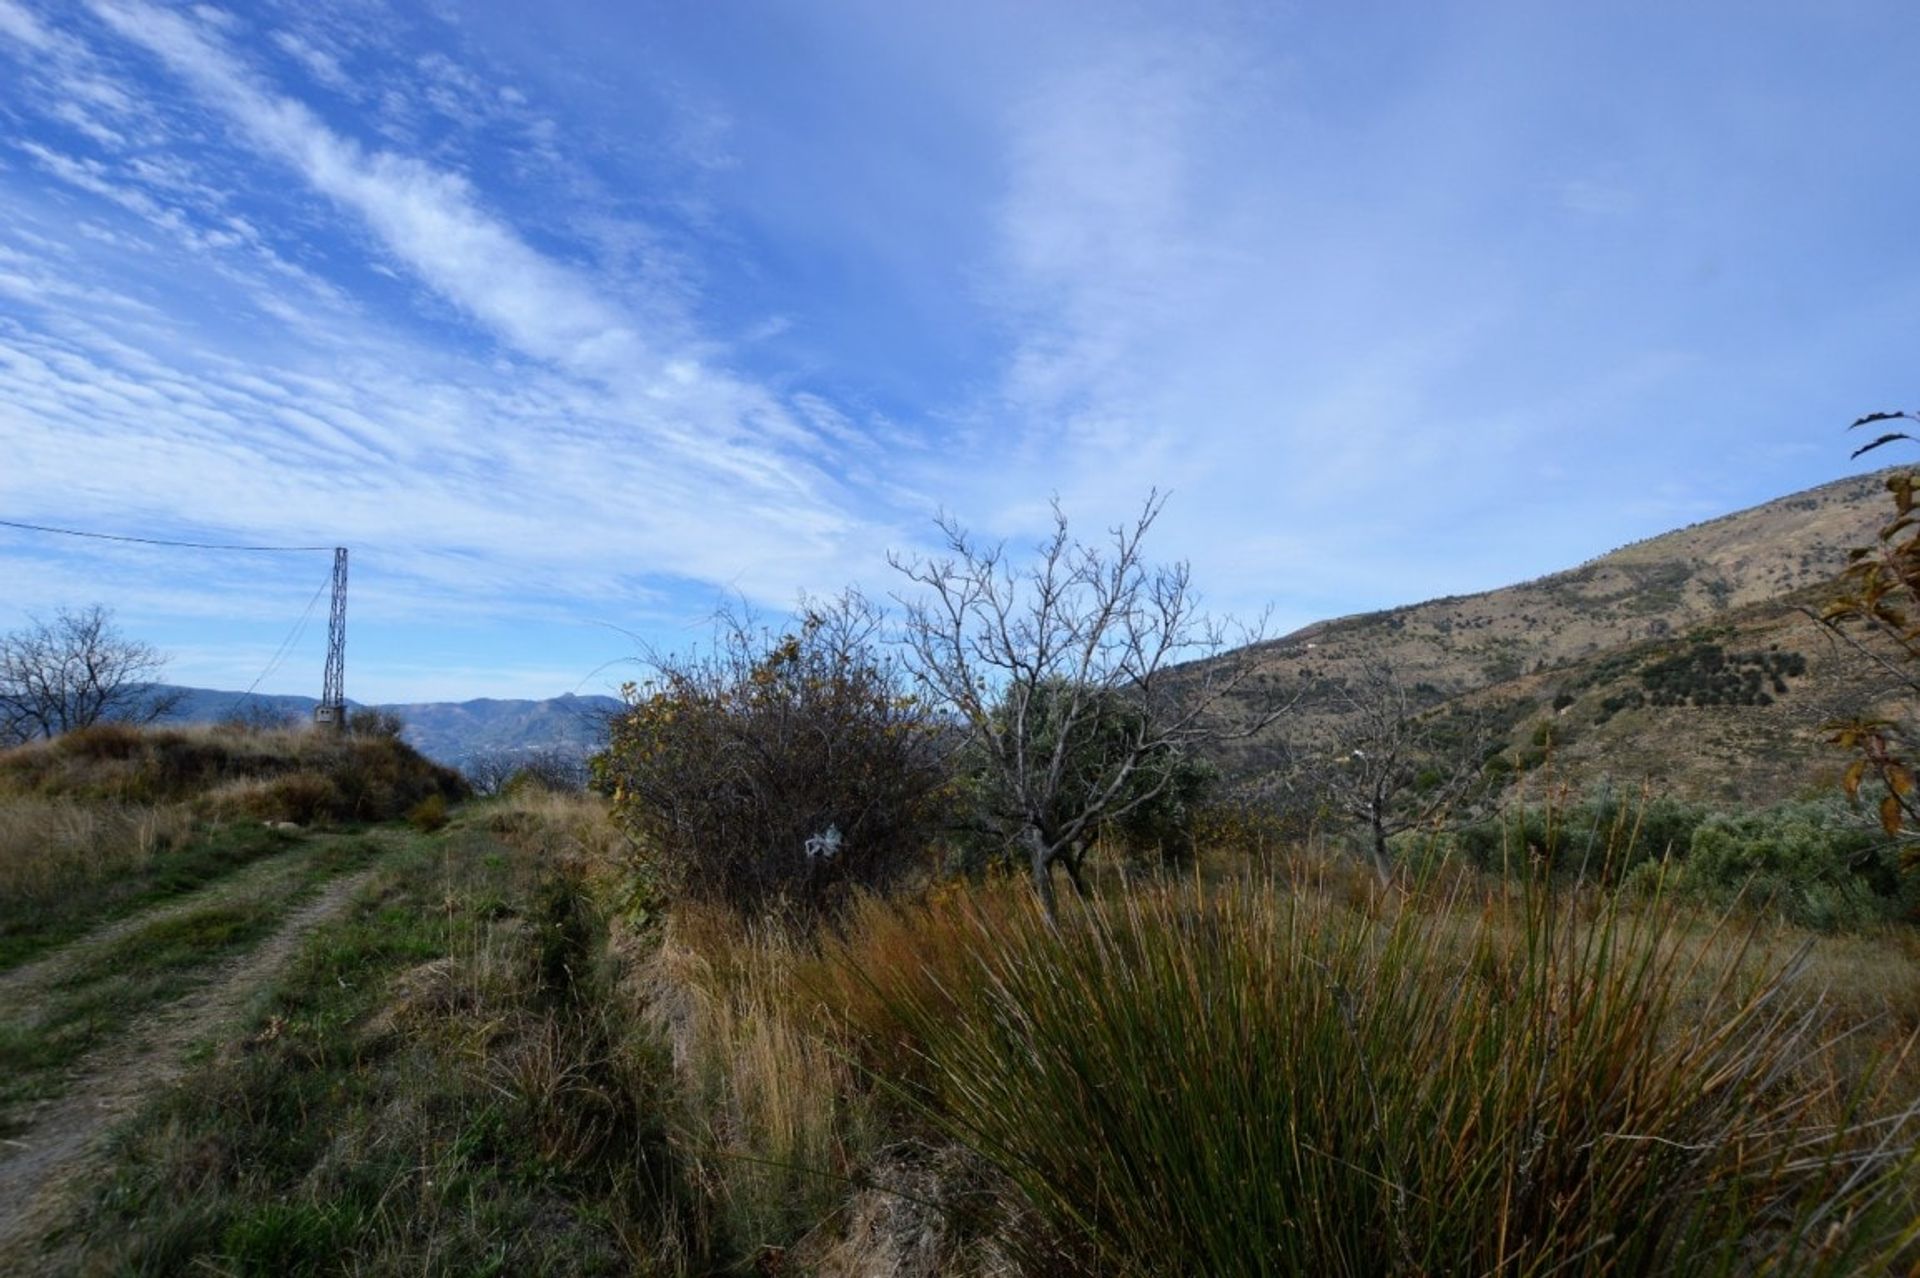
[1368,810,1393,885]
[1061,841,1090,897]
[1024,825,1058,918]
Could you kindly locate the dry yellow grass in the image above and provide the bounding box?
[0,797,191,903]
[641,905,877,1258]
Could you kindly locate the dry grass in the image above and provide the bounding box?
[0,721,467,822]
[398,790,1920,1273]
[641,905,879,1261]
[0,796,191,903]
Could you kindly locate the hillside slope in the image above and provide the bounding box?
[1223,468,1903,807]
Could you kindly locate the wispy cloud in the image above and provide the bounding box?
[2,0,1916,697]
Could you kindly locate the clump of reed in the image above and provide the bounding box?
[836,873,1920,1275]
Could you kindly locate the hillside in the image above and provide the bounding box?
[1222,467,1905,807]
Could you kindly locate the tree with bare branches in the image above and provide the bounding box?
[892,493,1285,914]
[1283,653,1491,882]
[0,606,181,745]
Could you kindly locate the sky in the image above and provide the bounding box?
[0,1,1916,703]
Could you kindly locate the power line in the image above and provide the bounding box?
[0,517,335,553]
[225,572,333,717]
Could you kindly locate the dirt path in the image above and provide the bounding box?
[0,866,380,1267]
[0,844,319,1007]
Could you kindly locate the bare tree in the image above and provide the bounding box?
[0,606,181,744]
[892,493,1286,914]
[1283,653,1491,882]
[464,745,589,796]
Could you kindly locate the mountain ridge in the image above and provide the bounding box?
[155,687,620,771]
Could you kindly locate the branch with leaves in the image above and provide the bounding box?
[1821,411,1920,859]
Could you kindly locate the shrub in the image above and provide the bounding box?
[407,793,450,833]
[594,595,950,918]
[1626,800,1910,929]
[1450,790,1708,883]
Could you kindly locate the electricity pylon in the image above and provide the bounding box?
[315,547,348,730]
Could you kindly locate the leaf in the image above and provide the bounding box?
[1881,793,1904,836]
[1843,759,1866,798]
[1851,431,1915,459]
[1891,764,1915,798]
[1851,410,1913,429]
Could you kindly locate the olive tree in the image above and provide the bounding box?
[0,606,180,745]
[892,493,1284,914]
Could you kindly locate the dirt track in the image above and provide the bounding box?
[0,867,376,1267]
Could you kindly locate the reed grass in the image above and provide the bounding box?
[835,872,1920,1275]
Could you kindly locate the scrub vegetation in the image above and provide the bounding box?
[4,476,1920,1273]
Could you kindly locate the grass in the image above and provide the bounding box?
[12,785,1918,1275]
[811,872,1920,1275]
[53,813,695,1276]
[0,720,470,970]
[0,834,387,1128]
[0,720,467,821]
[0,796,193,906]
[0,819,303,972]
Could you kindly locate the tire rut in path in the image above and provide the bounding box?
[0,846,318,1007]
[0,866,380,1266]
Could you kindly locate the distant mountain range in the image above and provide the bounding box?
[157,687,621,773]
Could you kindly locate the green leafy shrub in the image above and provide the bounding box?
[406,792,450,833]
[1449,790,1707,882]
[1626,801,1909,929]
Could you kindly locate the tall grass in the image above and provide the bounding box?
[642,905,879,1260]
[0,796,190,903]
[0,721,467,822]
[839,874,1920,1275]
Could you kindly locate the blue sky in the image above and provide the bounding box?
[0,1,1916,702]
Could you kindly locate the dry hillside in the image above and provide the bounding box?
[1219,467,1907,807]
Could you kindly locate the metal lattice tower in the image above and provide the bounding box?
[315,547,348,730]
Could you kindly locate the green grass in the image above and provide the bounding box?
[55,827,695,1276]
[0,836,388,1128]
[0,821,304,972]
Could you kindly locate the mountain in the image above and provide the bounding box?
[1216,467,1904,808]
[156,687,621,773]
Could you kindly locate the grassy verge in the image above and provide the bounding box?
[0,820,307,972]
[0,835,388,1130]
[29,790,1920,1275]
[55,817,694,1276]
